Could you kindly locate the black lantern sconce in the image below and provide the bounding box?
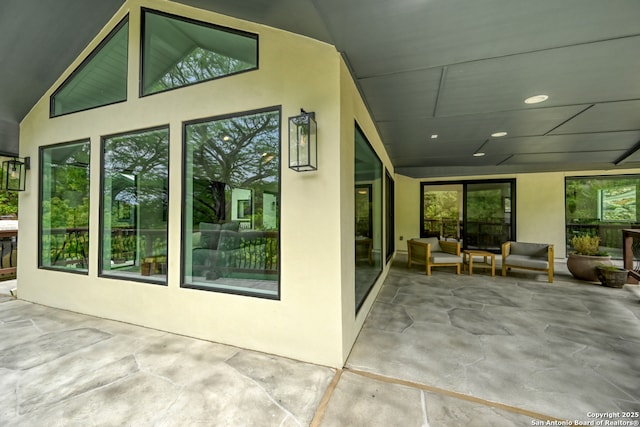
[288,109,317,172]
[2,157,30,192]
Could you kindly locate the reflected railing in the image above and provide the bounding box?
[0,230,17,277]
[44,227,168,269]
[622,229,640,283]
[567,222,640,259]
[423,218,510,252]
[46,227,89,268]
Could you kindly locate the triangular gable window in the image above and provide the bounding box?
[50,17,129,117]
[141,9,258,96]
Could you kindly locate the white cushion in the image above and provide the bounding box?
[505,254,549,269]
[431,253,462,264]
[413,237,441,252]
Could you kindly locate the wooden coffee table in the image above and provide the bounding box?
[463,250,496,276]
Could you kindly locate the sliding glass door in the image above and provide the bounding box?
[421,179,515,252]
[464,181,514,252]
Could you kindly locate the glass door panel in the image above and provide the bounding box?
[464,181,514,252]
[422,184,463,240]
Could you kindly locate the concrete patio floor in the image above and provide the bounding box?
[1,258,639,426]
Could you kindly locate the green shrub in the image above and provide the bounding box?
[571,234,603,256]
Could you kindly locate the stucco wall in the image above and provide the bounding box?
[397,169,640,259]
[18,0,352,367]
[338,59,394,362]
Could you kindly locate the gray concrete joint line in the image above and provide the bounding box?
[343,367,562,422]
[29,318,43,334]
[420,390,431,427]
[591,366,638,402]
[226,360,303,426]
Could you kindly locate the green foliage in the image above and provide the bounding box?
[571,234,603,256]
[0,189,18,217]
[424,191,458,219]
[566,178,639,223]
[466,189,503,221]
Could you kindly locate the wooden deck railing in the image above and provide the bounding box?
[622,229,640,283]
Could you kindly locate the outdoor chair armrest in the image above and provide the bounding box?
[502,241,511,257]
[439,240,460,255]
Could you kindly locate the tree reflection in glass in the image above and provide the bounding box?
[183,109,280,298]
[40,141,91,272]
[101,127,169,283]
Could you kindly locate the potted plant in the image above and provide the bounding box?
[595,264,628,288]
[566,234,613,281]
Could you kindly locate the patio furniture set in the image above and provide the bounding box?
[407,237,554,282]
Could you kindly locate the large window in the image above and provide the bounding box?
[100,127,169,283]
[50,18,128,117]
[355,124,382,312]
[385,170,395,262]
[183,108,280,298]
[566,175,640,259]
[141,9,258,96]
[40,140,91,272]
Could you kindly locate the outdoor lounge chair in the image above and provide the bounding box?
[501,241,554,283]
[407,237,462,275]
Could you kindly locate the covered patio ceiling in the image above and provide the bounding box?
[2,0,640,178]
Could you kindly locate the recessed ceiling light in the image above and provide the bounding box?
[430,134,438,139]
[491,131,508,137]
[524,94,549,104]
[473,152,486,157]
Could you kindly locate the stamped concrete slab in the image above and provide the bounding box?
[363,302,414,332]
[226,351,335,425]
[320,371,426,426]
[448,308,512,335]
[0,298,334,426]
[320,371,535,427]
[0,328,112,369]
[348,260,640,422]
[2,261,639,426]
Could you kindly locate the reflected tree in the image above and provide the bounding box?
[187,111,279,228]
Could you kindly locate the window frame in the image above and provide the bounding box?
[49,16,129,118]
[139,7,259,98]
[420,178,516,252]
[385,168,395,263]
[38,139,92,274]
[565,174,640,259]
[180,106,282,299]
[98,125,170,285]
[354,121,383,314]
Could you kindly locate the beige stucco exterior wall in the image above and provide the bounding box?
[17,0,365,368]
[397,169,640,259]
[338,59,394,362]
[394,174,420,253]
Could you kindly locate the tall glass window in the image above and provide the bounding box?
[100,127,169,283]
[566,175,640,259]
[385,170,395,262]
[183,108,280,298]
[50,18,128,117]
[355,124,382,312]
[141,9,258,96]
[40,140,91,272]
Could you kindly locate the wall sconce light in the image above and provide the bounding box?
[288,109,317,172]
[2,157,30,191]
